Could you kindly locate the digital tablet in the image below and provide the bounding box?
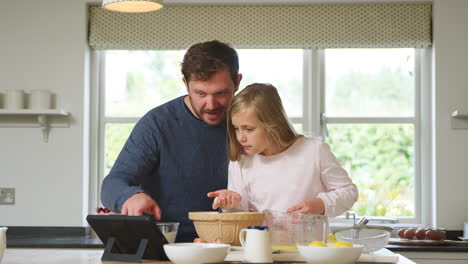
[86,214,169,262]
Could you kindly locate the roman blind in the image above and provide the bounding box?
[88,3,432,50]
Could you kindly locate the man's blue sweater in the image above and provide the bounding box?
[101,96,228,242]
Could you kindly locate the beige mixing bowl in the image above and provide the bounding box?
[188,211,264,246]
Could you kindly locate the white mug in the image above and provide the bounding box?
[0,227,7,264]
[239,226,272,263]
[5,90,24,110]
[29,89,51,110]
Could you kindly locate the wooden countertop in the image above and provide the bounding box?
[2,248,415,264]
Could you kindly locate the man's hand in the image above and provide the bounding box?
[121,192,161,220]
[286,198,325,215]
[207,190,241,210]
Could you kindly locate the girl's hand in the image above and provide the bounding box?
[286,198,325,215]
[207,190,241,210]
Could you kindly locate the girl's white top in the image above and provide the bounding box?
[227,136,358,217]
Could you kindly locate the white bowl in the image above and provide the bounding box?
[297,244,363,264]
[163,243,230,264]
[335,226,391,253]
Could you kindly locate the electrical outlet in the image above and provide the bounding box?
[0,188,15,205]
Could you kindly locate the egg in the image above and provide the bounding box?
[397,228,406,238]
[414,229,426,240]
[426,229,445,240]
[404,229,416,239]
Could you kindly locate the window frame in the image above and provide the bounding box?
[90,48,431,225]
[312,49,429,224]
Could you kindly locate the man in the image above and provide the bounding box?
[101,40,242,242]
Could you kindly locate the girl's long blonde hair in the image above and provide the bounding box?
[227,83,299,161]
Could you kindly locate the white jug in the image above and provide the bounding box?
[239,226,272,263]
[0,227,7,264]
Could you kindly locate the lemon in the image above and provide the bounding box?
[327,233,337,243]
[308,241,327,247]
[332,241,353,247]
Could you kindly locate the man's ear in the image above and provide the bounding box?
[234,74,243,93]
[182,77,189,91]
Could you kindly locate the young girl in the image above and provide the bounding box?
[208,83,358,217]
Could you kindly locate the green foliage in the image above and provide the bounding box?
[327,124,414,217]
[106,50,186,117]
[105,124,135,175]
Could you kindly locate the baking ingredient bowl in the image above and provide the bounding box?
[264,210,328,250]
[163,243,230,264]
[334,225,392,253]
[297,243,363,264]
[155,222,179,243]
[188,211,264,245]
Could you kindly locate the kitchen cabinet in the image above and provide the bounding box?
[0,109,69,142]
[399,251,468,264]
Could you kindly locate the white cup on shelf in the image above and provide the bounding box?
[5,89,24,110]
[29,89,51,110]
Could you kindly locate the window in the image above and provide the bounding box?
[97,48,424,223]
[102,50,186,175]
[323,49,419,222]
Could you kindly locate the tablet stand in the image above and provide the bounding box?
[86,215,169,263]
[102,236,149,263]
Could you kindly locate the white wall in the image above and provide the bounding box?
[0,0,90,226]
[432,0,468,229]
[0,0,467,229]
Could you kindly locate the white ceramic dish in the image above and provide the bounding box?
[335,226,391,253]
[297,244,363,264]
[163,243,230,264]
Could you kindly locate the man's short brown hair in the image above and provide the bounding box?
[181,40,239,86]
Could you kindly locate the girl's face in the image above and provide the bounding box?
[231,109,281,156]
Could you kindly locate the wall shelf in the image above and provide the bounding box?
[451,110,468,118]
[451,109,468,129]
[0,109,70,142]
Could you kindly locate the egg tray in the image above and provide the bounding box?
[389,238,468,246]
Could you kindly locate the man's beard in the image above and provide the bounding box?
[189,96,226,123]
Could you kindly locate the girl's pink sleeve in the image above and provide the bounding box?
[225,161,250,212]
[316,142,359,217]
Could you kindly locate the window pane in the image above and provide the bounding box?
[105,50,186,117]
[292,123,303,134]
[105,123,136,175]
[325,49,415,117]
[327,124,414,217]
[237,49,303,118]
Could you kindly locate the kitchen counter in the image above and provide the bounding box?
[2,248,415,264]
[7,234,103,249]
[8,235,468,253]
[386,243,468,253]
